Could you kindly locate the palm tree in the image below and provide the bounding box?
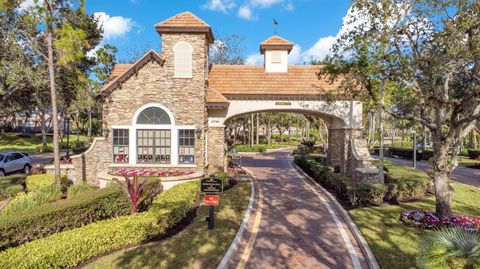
[417,227,480,269]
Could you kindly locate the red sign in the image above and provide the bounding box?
[204,195,219,206]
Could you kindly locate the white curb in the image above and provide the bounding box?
[216,171,256,269]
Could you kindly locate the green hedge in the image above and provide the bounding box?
[26,174,69,193]
[233,144,267,152]
[0,181,201,269]
[0,185,131,251]
[293,154,386,206]
[293,154,429,206]
[468,149,480,159]
[0,174,26,200]
[384,161,430,201]
[212,172,230,188]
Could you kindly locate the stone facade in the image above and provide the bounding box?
[327,128,363,174]
[71,137,109,186]
[207,126,226,174]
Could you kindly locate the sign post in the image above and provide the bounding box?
[201,177,223,230]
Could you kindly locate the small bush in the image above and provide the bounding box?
[2,184,63,216]
[294,154,386,206]
[30,165,46,175]
[0,174,26,200]
[213,172,230,188]
[0,185,131,250]
[417,227,480,269]
[468,149,480,160]
[233,144,267,152]
[35,145,53,153]
[420,149,434,161]
[384,162,430,201]
[0,181,200,269]
[26,174,70,193]
[67,183,94,198]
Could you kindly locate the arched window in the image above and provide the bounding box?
[173,42,192,78]
[136,107,171,125]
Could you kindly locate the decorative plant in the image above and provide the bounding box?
[300,139,315,147]
[113,174,153,214]
[417,227,480,269]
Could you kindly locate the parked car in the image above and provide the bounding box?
[0,152,32,176]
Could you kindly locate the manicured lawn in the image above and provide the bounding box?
[268,141,300,149]
[0,174,25,201]
[0,132,90,154]
[83,180,251,269]
[457,158,480,169]
[349,182,480,269]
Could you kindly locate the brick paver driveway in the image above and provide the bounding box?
[227,149,370,269]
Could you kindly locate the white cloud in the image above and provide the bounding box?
[94,12,133,40]
[238,6,255,20]
[284,2,294,11]
[202,0,236,13]
[245,53,263,65]
[302,36,336,62]
[288,44,302,64]
[250,0,284,8]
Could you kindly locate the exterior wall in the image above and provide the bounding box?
[71,137,109,186]
[327,128,363,174]
[101,33,208,175]
[264,50,288,73]
[207,126,226,174]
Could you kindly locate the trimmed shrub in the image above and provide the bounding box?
[67,182,94,198]
[468,149,480,160]
[213,171,230,188]
[0,185,130,250]
[26,174,70,193]
[0,181,201,269]
[233,144,267,152]
[0,174,26,200]
[419,149,434,161]
[384,162,430,201]
[294,154,386,206]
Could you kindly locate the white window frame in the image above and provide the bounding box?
[173,41,193,78]
[110,104,196,167]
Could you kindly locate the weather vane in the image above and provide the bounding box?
[273,18,279,35]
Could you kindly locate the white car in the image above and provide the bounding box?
[0,152,32,176]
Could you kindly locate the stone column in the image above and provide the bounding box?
[327,128,363,175]
[207,126,226,174]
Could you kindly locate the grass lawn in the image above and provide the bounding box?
[83,180,251,269]
[457,158,480,169]
[268,141,300,149]
[0,174,25,201]
[0,132,90,154]
[349,182,480,269]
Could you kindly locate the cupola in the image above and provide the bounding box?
[260,35,294,73]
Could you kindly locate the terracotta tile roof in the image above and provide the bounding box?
[99,50,164,99]
[206,88,229,104]
[260,35,294,53]
[155,12,214,43]
[155,12,210,28]
[208,65,341,96]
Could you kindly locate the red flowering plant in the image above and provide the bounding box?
[401,210,480,230]
[113,169,194,177]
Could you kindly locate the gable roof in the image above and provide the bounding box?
[208,65,341,97]
[155,12,214,43]
[206,88,229,108]
[260,35,294,53]
[98,50,164,99]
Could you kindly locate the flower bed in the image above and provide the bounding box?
[401,210,480,230]
[113,169,194,177]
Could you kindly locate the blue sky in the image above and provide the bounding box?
[83,0,352,65]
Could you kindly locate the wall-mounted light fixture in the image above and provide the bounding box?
[103,128,110,138]
[195,127,202,139]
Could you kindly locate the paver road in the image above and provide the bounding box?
[229,149,369,269]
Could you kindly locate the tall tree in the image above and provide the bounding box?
[322,0,480,218]
[209,34,245,65]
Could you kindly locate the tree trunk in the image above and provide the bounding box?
[40,111,48,147]
[250,114,254,147]
[87,107,92,139]
[256,113,259,145]
[432,145,454,218]
[22,113,29,136]
[46,29,61,184]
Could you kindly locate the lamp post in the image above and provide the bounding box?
[413,130,417,169]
